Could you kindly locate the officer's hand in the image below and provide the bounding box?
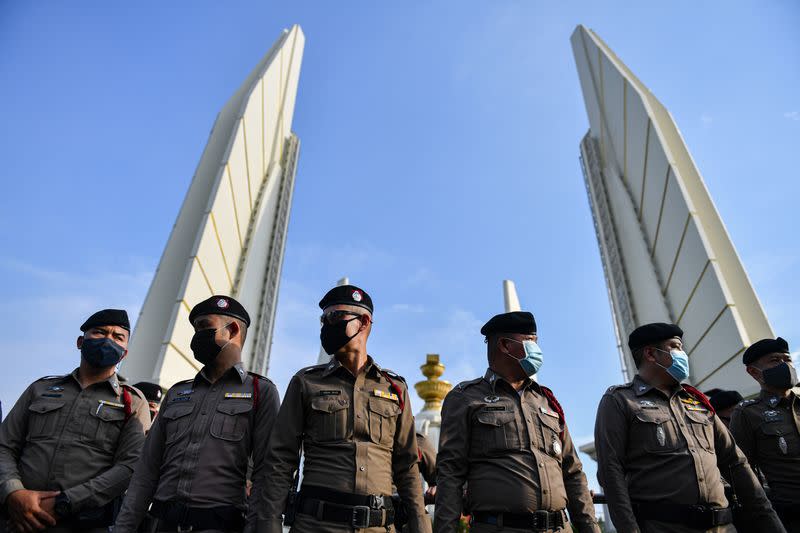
[5,489,59,532]
[424,486,437,505]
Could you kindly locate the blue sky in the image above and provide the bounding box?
[1,1,798,490]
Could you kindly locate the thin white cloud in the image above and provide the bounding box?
[390,303,426,313]
[784,111,800,121]
[701,113,713,127]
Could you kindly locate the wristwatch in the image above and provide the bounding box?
[54,493,71,518]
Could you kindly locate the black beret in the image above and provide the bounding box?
[742,337,789,365]
[133,381,164,403]
[706,389,743,412]
[189,295,251,327]
[480,311,537,337]
[318,285,373,313]
[628,323,683,350]
[81,309,130,332]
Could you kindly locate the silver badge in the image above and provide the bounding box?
[639,400,657,408]
[656,425,666,447]
[552,438,562,455]
[639,385,647,391]
[484,395,500,403]
[47,386,64,392]
[779,436,788,455]
[769,396,779,407]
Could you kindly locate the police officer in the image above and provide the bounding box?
[114,295,280,533]
[435,311,599,533]
[729,337,800,532]
[132,382,164,421]
[0,309,150,532]
[594,323,783,532]
[704,389,743,429]
[256,285,430,532]
[416,432,437,504]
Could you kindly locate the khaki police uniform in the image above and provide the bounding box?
[435,369,599,533]
[114,363,279,533]
[416,432,437,487]
[0,370,150,532]
[595,375,784,533]
[255,356,430,533]
[730,387,800,532]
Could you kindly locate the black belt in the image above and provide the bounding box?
[298,485,394,529]
[472,510,567,531]
[632,501,733,529]
[150,500,245,531]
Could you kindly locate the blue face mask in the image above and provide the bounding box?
[655,348,690,383]
[504,338,544,377]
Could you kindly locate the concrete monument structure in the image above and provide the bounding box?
[572,24,773,398]
[124,26,305,385]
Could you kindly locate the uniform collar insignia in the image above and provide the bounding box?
[633,375,653,396]
[769,396,779,407]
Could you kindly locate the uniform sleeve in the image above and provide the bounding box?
[433,389,469,533]
[560,422,600,533]
[254,375,305,533]
[392,385,431,533]
[63,394,151,512]
[0,384,35,503]
[417,434,437,486]
[245,378,280,531]
[113,396,167,533]
[728,407,757,469]
[594,393,639,533]
[713,414,785,532]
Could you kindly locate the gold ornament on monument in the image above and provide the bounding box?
[414,354,452,411]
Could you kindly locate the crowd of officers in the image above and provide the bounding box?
[0,284,797,533]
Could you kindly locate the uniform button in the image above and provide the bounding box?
[543,489,548,494]
[212,387,217,392]
[359,466,365,471]
[699,477,704,482]
[356,414,362,419]
[539,462,544,467]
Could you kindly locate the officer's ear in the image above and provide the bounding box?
[76,335,84,350]
[359,313,372,332]
[227,320,241,341]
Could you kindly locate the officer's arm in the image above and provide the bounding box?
[113,397,167,533]
[0,384,35,503]
[728,407,757,470]
[392,385,430,533]
[433,389,469,533]
[713,414,785,531]
[63,395,151,514]
[245,378,281,530]
[560,422,601,533]
[257,374,304,533]
[594,393,639,533]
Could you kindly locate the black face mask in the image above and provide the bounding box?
[320,317,361,355]
[190,324,230,365]
[761,362,798,390]
[81,337,125,368]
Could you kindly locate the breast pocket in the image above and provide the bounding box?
[161,403,195,444]
[685,410,715,452]
[27,400,65,440]
[210,402,253,442]
[759,422,800,458]
[308,396,350,442]
[81,405,126,450]
[471,409,520,455]
[367,397,401,447]
[631,410,681,453]
[537,410,563,459]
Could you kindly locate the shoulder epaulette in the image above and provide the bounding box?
[248,370,272,383]
[381,369,406,384]
[37,375,65,381]
[122,384,146,402]
[300,363,327,374]
[174,378,194,385]
[605,382,633,394]
[540,385,566,439]
[455,376,484,392]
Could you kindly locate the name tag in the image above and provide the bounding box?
[224,392,252,399]
[373,389,399,401]
[171,396,191,402]
[42,393,62,398]
[484,406,506,412]
[318,390,341,396]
